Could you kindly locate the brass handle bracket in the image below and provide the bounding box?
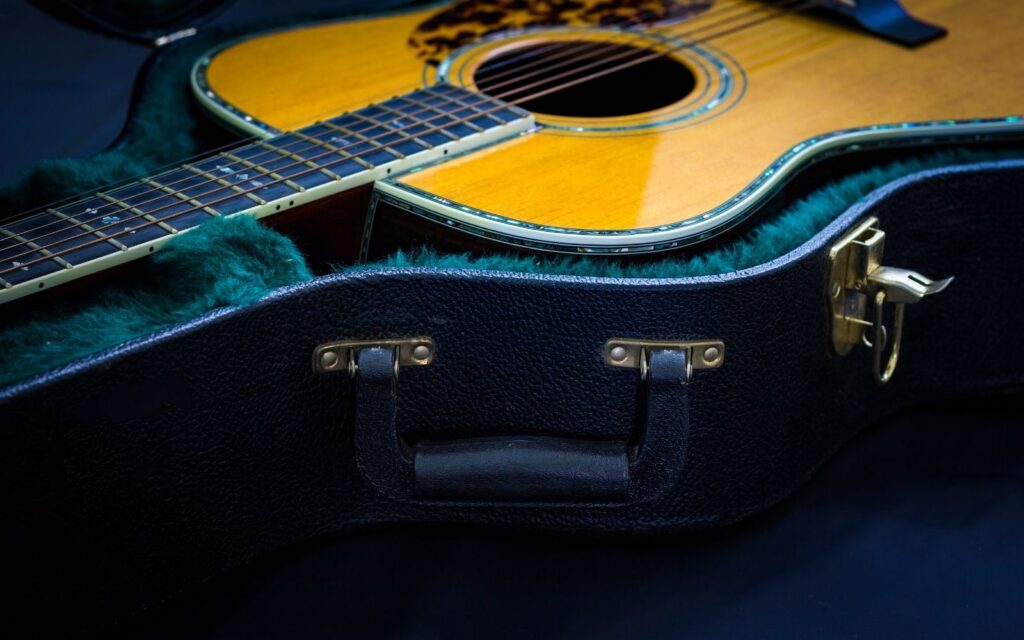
[313,338,435,378]
[828,217,952,384]
[604,338,725,381]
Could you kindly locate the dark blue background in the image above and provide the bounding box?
[0,0,411,185]
[133,396,1024,639]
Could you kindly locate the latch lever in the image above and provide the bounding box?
[868,266,953,304]
[828,217,952,384]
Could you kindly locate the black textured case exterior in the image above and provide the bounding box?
[2,160,1022,623]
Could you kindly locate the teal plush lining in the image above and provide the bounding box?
[0,148,1015,388]
[0,216,311,388]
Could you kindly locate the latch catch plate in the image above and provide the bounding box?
[828,216,886,356]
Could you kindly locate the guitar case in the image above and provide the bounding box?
[2,0,1023,631]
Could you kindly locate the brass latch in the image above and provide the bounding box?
[828,217,952,383]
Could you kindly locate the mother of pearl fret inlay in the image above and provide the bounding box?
[0,85,534,299]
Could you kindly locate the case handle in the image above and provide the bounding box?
[353,345,691,504]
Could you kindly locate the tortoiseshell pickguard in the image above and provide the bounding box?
[409,0,715,64]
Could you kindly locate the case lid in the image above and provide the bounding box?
[39,0,234,43]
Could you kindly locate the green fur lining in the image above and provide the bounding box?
[0,216,311,388]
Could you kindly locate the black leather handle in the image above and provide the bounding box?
[354,346,691,504]
[416,436,629,502]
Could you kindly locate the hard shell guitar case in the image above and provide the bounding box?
[1,0,1023,632]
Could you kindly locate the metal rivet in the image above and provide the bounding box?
[320,350,340,369]
[609,346,628,362]
[412,344,431,360]
[703,346,721,363]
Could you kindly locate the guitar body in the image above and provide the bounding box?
[195,0,1024,253]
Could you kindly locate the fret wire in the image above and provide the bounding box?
[322,108,415,139]
[1,84,534,275]
[49,208,128,250]
[372,103,438,149]
[423,94,487,132]
[422,89,491,132]
[7,129,343,249]
[6,122,358,242]
[0,129,274,231]
[3,149,266,245]
[0,226,72,269]
[395,92,461,119]
[424,88,495,131]
[142,178,222,218]
[1,94,496,274]
[182,164,266,205]
[391,95,461,141]
[256,141,343,180]
[1,90,469,254]
[222,152,306,192]
[320,118,406,160]
[96,192,180,234]
[290,131,375,169]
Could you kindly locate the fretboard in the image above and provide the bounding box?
[0,85,533,303]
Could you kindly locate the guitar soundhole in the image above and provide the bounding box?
[473,40,696,118]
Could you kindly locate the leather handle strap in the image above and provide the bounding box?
[416,436,629,502]
[353,346,691,504]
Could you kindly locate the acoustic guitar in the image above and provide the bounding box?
[1,0,1021,306]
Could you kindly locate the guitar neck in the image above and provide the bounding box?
[0,85,533,305]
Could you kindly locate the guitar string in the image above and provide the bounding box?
[0,0,789,242]
[1,76,476,224]
[470,0,754,85]
[491,0,815,102]
[475,0,793,95]
[0,0,820,274]
[469,0,749,79]
[1,136,268,220]
[0,0,767,240]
